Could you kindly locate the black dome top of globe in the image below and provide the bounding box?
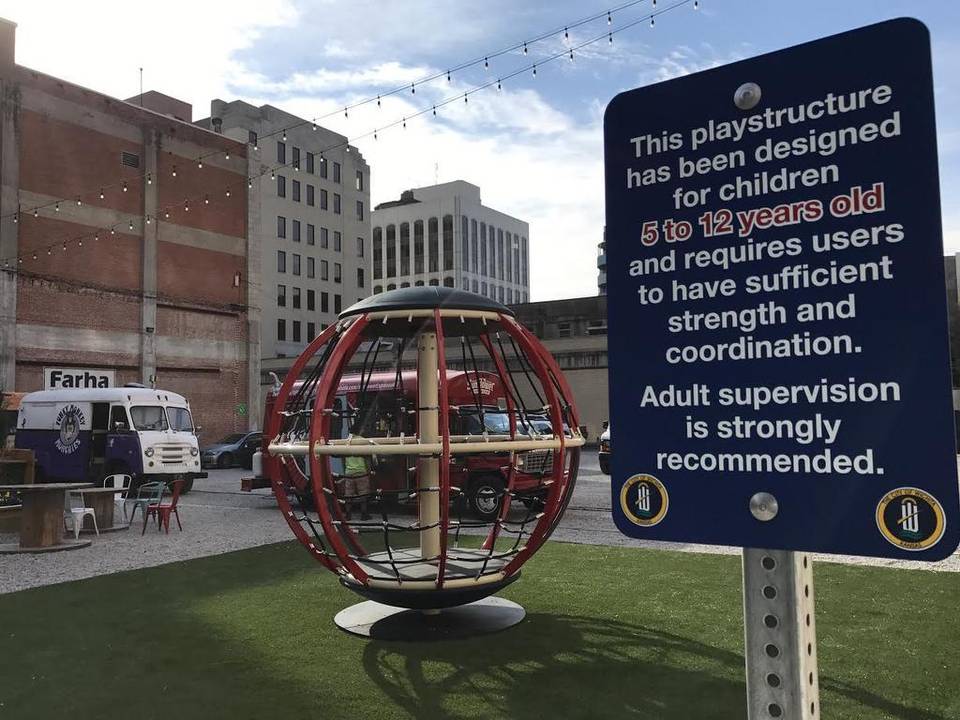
[340,286,514,319]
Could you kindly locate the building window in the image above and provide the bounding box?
[277,284,286,307]
[320,189,328,210]
[277,318,286,342]
[321,259,329,281]
[293,286,301,309]
[292,146,300,171]
[429,278,439,287]
[277,250,286,273]
[307,223,315,245]
[497,229,505,279]
[373,227,382,279]
[292,219,301,242]
[356,200,364,221]
[442,215,454,271]
[472,279,478,293]
[414,220,424,274]
[321,227,329,249]
[334,294,342,313]
[306,152,315,174]
[321,291,329,313]
[443,277,454,288]
[277,175,286,198]
[307,321,315,339]
[471,219,478,274]
[357,236,365,257]
[277,141,286,164]
[333,161,341,183]
[506,232,513,282]
[277,216,286,239]
[416,280,425,287]
[461,216,469,272]
[334,231,342,252]
[373,285,383,295]
[292,254,301,276]
[498,286,504,302]
[557,322,572,338]
[428,217,439,273]
[399,222,410,276]
[320,156,328,179]
[248,130,258,146]
[293,320,302,343]
[401,282,409,289]
[357,267,365,287]
[334,193,341,215]
[521,236,528,285]
[307,257,315,278]
[480,223,487,276]
[307,289,315,311]
[334,262,342,284]
[292,179,301,202]
[356,169,364,191]
[307,184,315,206]
[507,288,513,304]
[386,224,396,278]
[489,233,495,282]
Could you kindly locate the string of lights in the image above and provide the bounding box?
[2,0,698,271]
[0,0,679,225]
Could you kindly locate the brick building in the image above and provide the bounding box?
[0,19,260,442]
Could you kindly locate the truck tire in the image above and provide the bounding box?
[468,475,505,521]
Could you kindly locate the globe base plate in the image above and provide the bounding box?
[333,596,525,641]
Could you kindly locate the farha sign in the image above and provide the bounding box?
[44,367,116,390]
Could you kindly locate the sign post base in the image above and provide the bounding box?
[742,548,820,719]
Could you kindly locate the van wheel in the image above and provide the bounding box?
[468,476,505,521]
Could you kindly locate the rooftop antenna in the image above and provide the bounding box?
[139,67,143,107]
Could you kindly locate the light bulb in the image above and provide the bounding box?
[523,42,528,55]
[378,95,382,107]
[446,71,451,82]
[164,210,170,219]
[609,32,613,44]
[12,213,17,224]
[374,130,378,140]
[204,194,209,204]
[33,208,38,217]
[532,65,537,77]
[564,28,569,40]
[226,188,231,197]
[55,202,60,212]
[432,106,437,116]
[694,0,699,7]
[569,49,574,61]
[411,83,415,94]
[464,93,468,104]
[248,178,253,188]
[78,239,82,247]
[47,248,51,255]
[100,189,105,199]
[184,201,189,212]
[76,198,82,206]
[145,216,150,225]
[497,78,502,91]
[32,252,37,260]
[403,117,407,128]
[197,158,203,169]
[312,121,317,131]
[484,57,489,69]
[344,107,348,118]
[147,174,152,185]
[650,16,655,27]
[282,130,287,141]
[270,169,275,180]
[171,166,177,177]
[129,220,134,230]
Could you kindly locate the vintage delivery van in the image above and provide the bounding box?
[15,386,206,492]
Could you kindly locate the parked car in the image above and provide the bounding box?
[202,432,262,469]
[599,425,611,475]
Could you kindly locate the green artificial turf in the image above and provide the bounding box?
[0,541,957,720]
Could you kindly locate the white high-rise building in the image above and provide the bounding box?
[370,181,529,304]
[197,100,371,359]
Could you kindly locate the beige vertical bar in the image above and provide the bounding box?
[417,331,441,564]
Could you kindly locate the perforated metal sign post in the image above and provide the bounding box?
[604,19,956,720]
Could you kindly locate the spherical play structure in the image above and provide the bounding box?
[265,287,583,637]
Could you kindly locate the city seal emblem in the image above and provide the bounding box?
[875,487,946,551]
[55,404,85,455]
[620,473,669,527]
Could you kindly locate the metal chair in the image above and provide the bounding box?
[126,481,165,525]
[63,491,98,540]
[143,478,184,534]
[104,474,132,521]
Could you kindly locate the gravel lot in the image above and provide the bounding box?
[1,450,957,594]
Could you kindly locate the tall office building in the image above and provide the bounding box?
[197,101,371,362]
[370,181,529,304]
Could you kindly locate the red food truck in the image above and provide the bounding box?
[244,369,557,519]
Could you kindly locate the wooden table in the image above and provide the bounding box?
[71,487,129,533]
[0,483,93,553]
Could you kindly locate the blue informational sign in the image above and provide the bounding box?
[604,19,959,560]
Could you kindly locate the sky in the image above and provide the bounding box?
[3,0,960,301]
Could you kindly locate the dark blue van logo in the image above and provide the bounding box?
[55,405,85,455]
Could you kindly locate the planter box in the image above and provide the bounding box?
[0,504,21,533]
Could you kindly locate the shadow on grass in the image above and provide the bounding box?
[361,613,949,720]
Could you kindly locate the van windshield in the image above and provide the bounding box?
[167,407,194,432]
[460,410,511,435]
[130,406,168,431]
